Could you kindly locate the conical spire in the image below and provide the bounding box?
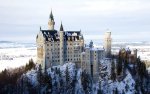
[49,10,54,20]
[60,22,64,31]
[40,26,41,31]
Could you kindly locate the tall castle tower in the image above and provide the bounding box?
[59,22,64,65]
[48,10,55,30]
[104,31,112,58]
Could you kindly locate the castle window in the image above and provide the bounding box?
[68,59,69,61]
[47,44,49,46]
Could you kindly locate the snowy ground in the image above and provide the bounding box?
[0,42,36,71]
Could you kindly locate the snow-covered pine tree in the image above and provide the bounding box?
[37,64,42,93]
[117,56,122,76]
[43,69,52,93]
[111,59,116,81]
[81,71,91,94]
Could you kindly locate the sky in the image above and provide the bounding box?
[0,0,150,43]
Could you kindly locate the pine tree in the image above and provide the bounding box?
[43,70,52,93]
[117,56,122,76]
[97,81,102,94]
[114,88,118,94]
[37,64,42,93]
[65,65,71,93]
[111,60,116,81]
[81,71,91,94]
[25,58,35,71]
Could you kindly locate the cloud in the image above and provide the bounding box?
[0,0,150,42]
[80,0,150,14]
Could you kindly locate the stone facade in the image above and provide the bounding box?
[81,41,104,81]
[36,11,84,70]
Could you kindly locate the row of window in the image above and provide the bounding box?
[46,42,81,47]
[66,58,80,61]
[48,58,81,62]
[46,47,82,51]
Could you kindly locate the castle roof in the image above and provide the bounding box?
[40,30,83,42]
[41,30,59,41]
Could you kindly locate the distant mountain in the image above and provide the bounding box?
[0,41,36,48]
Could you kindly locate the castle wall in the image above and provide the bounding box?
[104,32,112,58]
[81,47,104,81]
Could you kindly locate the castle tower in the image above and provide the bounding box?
[48,10,55,30]
[59,22,64,65]
[104,30,112,58]
[89,40,93,48]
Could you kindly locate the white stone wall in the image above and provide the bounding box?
[59,31,64,65]
[104,32,112,58]
[48,20,55,30]
[85,48,91,74]
[36,31,46,70]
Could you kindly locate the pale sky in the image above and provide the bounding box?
[0,0,150,43]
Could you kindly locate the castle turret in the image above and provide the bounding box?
[133,49,137,58]
[48,10,55,30]
[104,30,112,58]
[89,40,93,48]
[59,22,64,65]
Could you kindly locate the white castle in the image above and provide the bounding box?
[36,11,112,80]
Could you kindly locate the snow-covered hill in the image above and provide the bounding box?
[21,62,137,94]
[99,59,135,94]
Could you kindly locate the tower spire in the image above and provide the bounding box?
[48,9,55,30]
[40,26,41,31]
[50,10,54,21]
[60,22,64,31]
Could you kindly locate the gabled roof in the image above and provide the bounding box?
[66,31,81,36]
[39,30,83,42]
[41,30,59,41]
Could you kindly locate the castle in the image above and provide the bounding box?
[36,11,112,80]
